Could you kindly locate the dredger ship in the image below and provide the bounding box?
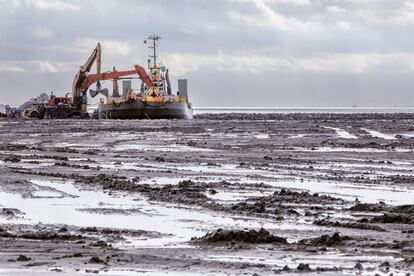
[92,35,193,119]
[21,35,191,120]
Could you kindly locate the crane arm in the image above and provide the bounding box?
[72,43,101,99]
[134,65,154,88]
[81,43,101,74]
[80,65,154,90]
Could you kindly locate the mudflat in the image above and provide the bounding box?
[0,114,413,275]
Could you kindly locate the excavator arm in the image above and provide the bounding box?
[80,65,154,91]
[72,43,102,109]
[72,43,154,106]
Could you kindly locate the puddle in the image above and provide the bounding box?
[266,179,414,205]
[295,147,412,153]
[50,142,103,149]
[206,190,271,202]
[10,138,40,145]
[401,132,414,138]
[333,162,413,171]
[0,269,68,276]
[324,126,357,139]
[141,162,413,205]
[0,268,208,276]
[0,179,200,247]
[254,133,269,139]
[92,270,207,276]
[290,134,305,138]
[32,190,64,198]
[158,163,287,181]
[0,179,304,248]
[362,128,396,140]
[139,177,188,186]
[205,251,400,270]
[0,159,55,169]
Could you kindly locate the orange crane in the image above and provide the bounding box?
[24,43,154,119]
[82,65,153,94]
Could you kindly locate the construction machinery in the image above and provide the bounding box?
[97,34,193,119]
[24,34,192,119]
[24,43,103,119]
[24,42,157,119]
[24,94,73,119]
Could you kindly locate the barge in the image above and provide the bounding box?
[97,35,193,119]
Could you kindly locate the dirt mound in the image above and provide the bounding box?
[88,256,106,264]
[385,175,414,184]
[0,208,24,219]
[19,232,84,241]
[230,202,267,213]
[314,219,385,232]
[192,228,288,244]
[89,177,213,207]
[229,189,343,217]
[349,203,387,212]
[0,225,86,241]
[267,189,342,205]
[0,228,84,240]
[0,228,12,237]
[366,214,414,224]
[16,255,31,262]
[80,226,163,239]
[392,205,414,214]
[145,180,212,207]
[4,155,21,163]
[400,257,414,267]
[297,263,312,272]
[353,204,414,224]
[298,232,351,247]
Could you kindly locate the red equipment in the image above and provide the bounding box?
[80,65,154,91]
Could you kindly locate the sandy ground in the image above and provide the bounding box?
[0,114,413,275]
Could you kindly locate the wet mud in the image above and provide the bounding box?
[0,114,413,275]
[192,228,288,245]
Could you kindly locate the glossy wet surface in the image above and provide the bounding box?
[0,115,413,275]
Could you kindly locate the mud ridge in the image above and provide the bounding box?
[192,228,288,244]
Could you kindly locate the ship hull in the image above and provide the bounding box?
[98,101,193,119]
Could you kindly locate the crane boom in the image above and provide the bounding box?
[71,43,154,110]
[80,65,154,91]
[72,43,102,109]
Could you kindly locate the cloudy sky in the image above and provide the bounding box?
[1,0,414,107]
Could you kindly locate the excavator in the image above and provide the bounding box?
[24,43,153,119]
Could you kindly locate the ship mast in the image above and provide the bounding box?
[148,34,161,77]
[145,34,167,97]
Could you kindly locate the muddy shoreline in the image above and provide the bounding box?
[0,114,413,275]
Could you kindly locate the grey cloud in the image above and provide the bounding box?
[0,0,413,106]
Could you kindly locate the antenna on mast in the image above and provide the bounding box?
[147,34,161,71]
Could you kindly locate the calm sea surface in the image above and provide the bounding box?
[193,107,414,114]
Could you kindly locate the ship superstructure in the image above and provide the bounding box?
[97,34,193,119]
